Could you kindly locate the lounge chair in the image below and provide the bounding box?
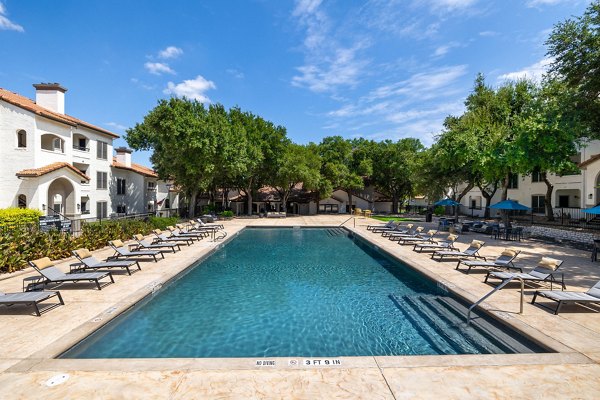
[388,226,423,241]
[382,224,413,237]
[28,257,114,290]
[413,234,458,253]
[133,234,180,252]
[367,220,394,231]
[194,218,224,230]
[396,230,437,245]
[165,226,202,241]
[72,248,142,275]
[431,240,486,261]
[0,290,64,316]
[456,248,522,274]
[108,240,163,262]
[371,222,399,234]
[532,280,600,314]
[175,224,210,238]
[484,257,565,290]
[152,229,193,246]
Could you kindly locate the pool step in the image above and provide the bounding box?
[326,228,346,236]
[390,294,541,354]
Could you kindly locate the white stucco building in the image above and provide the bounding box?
[458,141,600,216]
[0,83,158,219]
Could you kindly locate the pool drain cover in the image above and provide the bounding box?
[45,374,69,387]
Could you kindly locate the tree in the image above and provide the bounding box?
[512,80,584,220]
[126,98,217,217]
[318,136,370,213]
[272,143,322,212]
[372,139,423,213]
[229,108,289,215]
[546,0,600,136]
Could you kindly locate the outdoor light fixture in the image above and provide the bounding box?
[77,203,81,212]
[42,204,46,211]
[589,194,593,200]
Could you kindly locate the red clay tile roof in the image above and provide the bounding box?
[0,88,119,138]
[112,157,158,178]
[16,162,90,181]
[579,154,600,169]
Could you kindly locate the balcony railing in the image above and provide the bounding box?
[73,145,90,152]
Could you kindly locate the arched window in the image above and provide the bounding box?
[18,194,26,208]
[17,130,26,148]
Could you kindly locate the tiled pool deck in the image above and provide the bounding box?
[0,215,599,399]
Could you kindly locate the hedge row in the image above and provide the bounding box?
[0,208,42,229]
[0,217,179,274]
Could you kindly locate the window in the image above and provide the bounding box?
[97,141,108,160]
[96,201,108,219]
[164,198,170,209]
[147,181,156,191]
[532,170,545,183]
[96,171,108,189]
[52,137,64,152]
[81,200,89,214]
[18,194,26,208]
[532,195,545,214]
[507,173,519,189]
[116,204,127,214]
[17,130,26,148]
[117,178,126,195]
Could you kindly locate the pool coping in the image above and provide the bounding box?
[5,224,595,374]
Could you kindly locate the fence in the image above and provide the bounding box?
[456,205,600,231]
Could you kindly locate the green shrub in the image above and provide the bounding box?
[0,208,42,229]
[148,216,179,230]
[434,206,445,216]
[0,217,165,274]
[221,210,234,218]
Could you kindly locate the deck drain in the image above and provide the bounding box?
[45,374,69,387]
[91,317,102,323]
[105,307,118,314]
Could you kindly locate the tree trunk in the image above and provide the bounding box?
[391,194,399,215]
[282,192,290,213]
[454,182,474,219]
[501,173,509,201]
[188,190,198,218]
[347,190,353,214]
[245,177,254,216]
[478,182,498,219]
[543,174,555,222]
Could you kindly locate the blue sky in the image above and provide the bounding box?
[0,0,593,167]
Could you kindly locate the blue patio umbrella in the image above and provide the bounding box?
[489,199,530,211]
[583,205,600,214]
[434,198,461,207]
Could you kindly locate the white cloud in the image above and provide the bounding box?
[292,43,370,92]
[291,0,370,93]
[0,2,24,32]
[144,62,175,75]
[526,0,566,7]
[158,46,183,59]
[427,0,478,12]
[226,68,245,79]
[163,75,216,103]
[479,30,498,37]
[105,122,127,131]
[497,57,554,82]
[432,41,462,57]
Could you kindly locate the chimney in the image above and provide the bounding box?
[115,147,132,168]
[33,83,67,114]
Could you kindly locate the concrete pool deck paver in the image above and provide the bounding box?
[0,215,598,399]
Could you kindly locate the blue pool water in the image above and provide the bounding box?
[62,228,544,358]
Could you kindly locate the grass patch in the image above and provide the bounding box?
[370,216,420,222]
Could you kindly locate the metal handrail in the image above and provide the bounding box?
[339,216,354,227]
[466,276,524,324]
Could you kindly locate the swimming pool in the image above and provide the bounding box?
[62,227,547,358]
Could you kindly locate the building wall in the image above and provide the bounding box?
[456,140,600,214]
